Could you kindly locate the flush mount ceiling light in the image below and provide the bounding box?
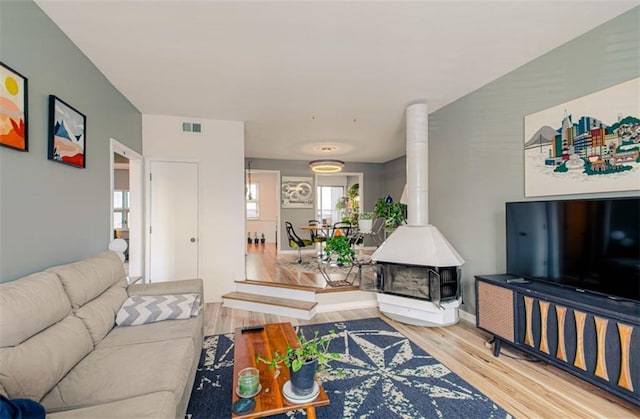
[308,159,345,173]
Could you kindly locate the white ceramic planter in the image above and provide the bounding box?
[358,219,373,234]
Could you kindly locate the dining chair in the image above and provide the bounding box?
[308,220,328,257]
[332,222,353,238]
[285,221,312,263]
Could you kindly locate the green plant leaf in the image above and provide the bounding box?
[292,358,302,372]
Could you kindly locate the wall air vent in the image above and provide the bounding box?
[182,122,202,133]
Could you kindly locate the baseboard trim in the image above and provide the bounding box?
[317,299,378,313]
[459,309,476,325]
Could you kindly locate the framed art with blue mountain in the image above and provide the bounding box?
[48,95,86,168]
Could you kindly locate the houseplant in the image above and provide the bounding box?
[324,235,355,265]
[336,183,361,225]
[256,329,342,396]
[374,196,407,230]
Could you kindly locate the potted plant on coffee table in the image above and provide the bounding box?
[256,329,341,397]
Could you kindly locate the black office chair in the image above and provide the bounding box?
[285,221,312,263]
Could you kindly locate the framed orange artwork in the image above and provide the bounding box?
[0,62,28,151]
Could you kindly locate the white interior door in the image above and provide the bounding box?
[148,161,199,282]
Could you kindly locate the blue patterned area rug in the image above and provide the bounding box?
[186,318,512,418]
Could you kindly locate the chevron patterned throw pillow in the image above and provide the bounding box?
[116,294,201,326]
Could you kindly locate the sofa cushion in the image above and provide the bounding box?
[75,280,128,345]
[127,278,203,298]
[47,251,126,309]
[46,391,177,419]
[41,338,195,412]
[0,271,71,347]
[98,315,203,353]
[0,316,93,402]
[115,294,200,326]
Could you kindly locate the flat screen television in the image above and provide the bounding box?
[506,197,640,302]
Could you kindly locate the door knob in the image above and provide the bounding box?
[190,237,196,243]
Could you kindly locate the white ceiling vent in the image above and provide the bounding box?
[182,122,202,133]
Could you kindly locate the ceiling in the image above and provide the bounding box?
[35,1,638,163]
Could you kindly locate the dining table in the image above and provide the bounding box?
[299,225,333,258]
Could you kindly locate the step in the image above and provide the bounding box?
[222,291,318,320]
[235,280,317,302]
[237,279,361,295]
[316,290,378,313]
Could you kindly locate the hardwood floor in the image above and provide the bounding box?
[245,242,370,291]
[204,303,638,418]
[222,242,640,417]
[245,242,329,288]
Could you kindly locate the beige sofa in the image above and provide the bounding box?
[0,251,204,418]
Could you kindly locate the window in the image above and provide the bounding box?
[316,186,344,224]
[246,183,259,219]
[113,190,130,229]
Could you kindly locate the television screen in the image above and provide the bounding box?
[506,197,640,302]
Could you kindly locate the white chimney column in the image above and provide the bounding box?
[406,103,428,225]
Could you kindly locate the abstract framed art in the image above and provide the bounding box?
[281,176,313,208]
[524,78,639,197]
[48,95,86,168]
[0,62,28,151]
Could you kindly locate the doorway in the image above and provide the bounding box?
[110,138,143,276]
[315,172,364,226]
[245,169,280,247]
[146,160,199,282]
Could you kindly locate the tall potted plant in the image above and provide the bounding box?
[257,329,341,397]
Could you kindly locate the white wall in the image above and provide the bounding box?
[143,115,245,302]
[246,171,278,243]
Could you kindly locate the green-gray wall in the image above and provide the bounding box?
[0,0,142,282]
[382,156,406,202]
[429,8,640,314]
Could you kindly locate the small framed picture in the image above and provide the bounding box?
[0,62,28,151]
[48,95,86,168]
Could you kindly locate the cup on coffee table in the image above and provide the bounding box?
[237,367,260,397]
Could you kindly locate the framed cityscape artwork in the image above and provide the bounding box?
[524,78,640,197]
[0,62,28,151]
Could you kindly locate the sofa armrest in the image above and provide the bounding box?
[127,278,203,299]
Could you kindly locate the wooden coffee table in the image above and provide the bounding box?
[232,323,330,419]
